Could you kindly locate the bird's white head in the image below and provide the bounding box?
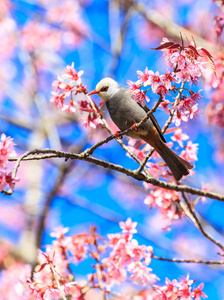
[88,78,120,101]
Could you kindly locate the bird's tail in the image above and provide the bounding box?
[158,142,194,181]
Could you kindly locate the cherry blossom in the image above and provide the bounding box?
[172,110,189,126]
[0,133,16,167]
[62,62,84,84]
[191,283,208,300]
[144,188,181,223]
[119,218,138,234]
[81,113,103,129]
[181,141,199,162]
[127,80,142,91]
[171,129,189,147]
[131,89,150,106]
[153,275,207,300]
[160,99,171,114]
[137,67,154,86]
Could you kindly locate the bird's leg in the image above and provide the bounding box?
[114,131,123,139]
[131,123,139,132]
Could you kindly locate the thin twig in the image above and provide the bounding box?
[181,192,224,251]
[152,255,224,265]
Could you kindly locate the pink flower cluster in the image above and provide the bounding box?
[154,275,207,300]
[127,37,214,128]
[161,38,206,83]
[51,63,103,129]
[26,220,155,297]
[0,133,18,191]
[26,226,85,299]
[0,223,207,299]
[127,129,197,184]
[101,218,157,287]
[144,188,181,223]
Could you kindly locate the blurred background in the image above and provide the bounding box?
[0,0,224,298]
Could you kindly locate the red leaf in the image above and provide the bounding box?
[185,35,192,46]
[151,42,174,50]
[200,48,213,58]
[179,32,184,48]
[167,43,181,50]
[200,48,217,77]
[191,35,197,48]
[35,263,48,273]
[187,45,201,57]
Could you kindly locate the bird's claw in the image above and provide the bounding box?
[115,131,123,139]
[131,123,139,131]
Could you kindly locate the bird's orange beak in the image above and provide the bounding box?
[88,89,99,96]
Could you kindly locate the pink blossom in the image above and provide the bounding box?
[107,233,123,246]
[128,261,157,286]
[50,226,69,240]
[187,104,199,119]
[104,258,127,286]
[154,84,169,98]
[171,129,189,147]
[177,274,194,287]
[191,283,208,300]
[137,67,154,86]
[62,101,77,114]
[177,283,192,299]
[51,65,86,114]
[69,234,89,263]
[119,218,137,234]
[0,133,16,166]
[146,71,162,93]
[160,70,179,90]
[177,92,201,113]
[164,277,178,297]
[146,162,161,179]
[144,188,181,222]
[62,62,84,84]
[44,286,61,299]
[52,76,66,91]
[181,141,198,162]
[127,80,142,91]
[172,110,189,126]
[5,171,19,191]
[160,100,171,114]
[177,96,196,112]
[131,89,150,106]
[81,114,103,129]
[127,143,145,160]
[77,100,93,113]
[50,92,65,109]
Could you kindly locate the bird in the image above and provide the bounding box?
[88,78,194,181]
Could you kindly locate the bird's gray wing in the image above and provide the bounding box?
[137,101,166,143]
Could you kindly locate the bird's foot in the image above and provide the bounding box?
[131,123,139,131]
[114,131,123,139]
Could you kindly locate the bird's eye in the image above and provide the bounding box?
[101,86,108,92]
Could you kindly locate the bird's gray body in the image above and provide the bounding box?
[89,77,194,181]
[106,88,151,138]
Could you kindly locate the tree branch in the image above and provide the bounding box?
[5,148,224,202]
